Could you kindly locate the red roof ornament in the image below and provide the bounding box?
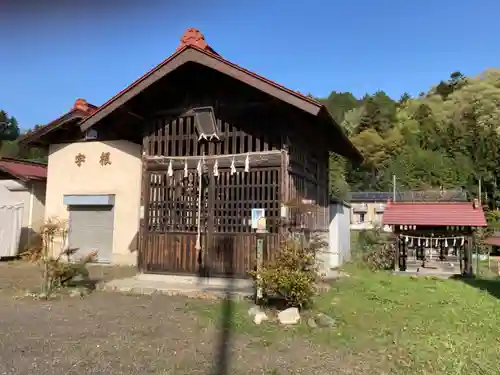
[176,28,219,56]
[178,28,209,50]
[73,98,89,112]
[73,98,97,115]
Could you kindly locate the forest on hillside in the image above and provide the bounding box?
[2,69,500,208]
[320,69,500,209]
[0,111,45,162]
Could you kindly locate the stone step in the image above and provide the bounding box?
[394,270,458,279]
[100,277,254,300]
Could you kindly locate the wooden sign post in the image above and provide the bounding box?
[252,208,266,302]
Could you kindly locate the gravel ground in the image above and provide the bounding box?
[0,262,370,375]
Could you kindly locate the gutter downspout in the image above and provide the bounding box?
[28,182,35,246]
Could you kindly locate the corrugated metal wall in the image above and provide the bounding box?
[0,203,24,257]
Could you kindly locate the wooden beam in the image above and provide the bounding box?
[121,106,145,121]
[151,100,274,118]
[144,150,282,170]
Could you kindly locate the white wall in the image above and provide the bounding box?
[45,140,142,265]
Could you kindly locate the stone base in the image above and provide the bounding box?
[99,274,254,301]
[110,252,137,266]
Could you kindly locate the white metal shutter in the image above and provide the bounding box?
[69,205,114,263]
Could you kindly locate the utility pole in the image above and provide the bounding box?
[494,176,497,210]
[392,174,397,202]
[476,177,482,276]
[478,178,482,205]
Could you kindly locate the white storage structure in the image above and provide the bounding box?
[0,202,24,258]
[317,199,352,276]
[328,199,352,268]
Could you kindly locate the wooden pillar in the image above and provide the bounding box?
[394,234,399,272]
[464,237,473,276]
[139,170,151,273]
[459,244,463,274]
[205,168,215,274]
[138,130,150,273]
[401,239,407,271]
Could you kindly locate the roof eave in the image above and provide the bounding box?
[18,110,88,147]
[0,165,29,182]
[318,107,363,163]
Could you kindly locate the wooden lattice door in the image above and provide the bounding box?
[142,168,208,274]
[142,165,281,277]
[204,166,281,277]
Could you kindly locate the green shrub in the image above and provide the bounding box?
[250,233,326,309]
[355,228,395,271]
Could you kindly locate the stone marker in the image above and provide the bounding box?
[253,311,269,325]
[248,305,261,317]
[315,313,336,327]
[277,307,300,325]
[307,317,318,328]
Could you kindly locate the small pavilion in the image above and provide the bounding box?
[382,199,487,276]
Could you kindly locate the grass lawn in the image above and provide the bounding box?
[2,261,500,374]
[191,265,500,375]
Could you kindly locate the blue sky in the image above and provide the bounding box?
[1,0,499,130]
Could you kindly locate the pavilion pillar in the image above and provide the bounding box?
[394,236,399,272]
[464,237,473,276]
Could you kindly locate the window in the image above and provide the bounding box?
[359,213,365,223]
[84,128,98,141]
[193,106,220,141]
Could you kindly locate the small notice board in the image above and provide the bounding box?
[251,208,266,233]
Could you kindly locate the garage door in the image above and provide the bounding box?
[68,205,114,263]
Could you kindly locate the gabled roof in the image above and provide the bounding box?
[19,99,97,147]
[382,201,487,227]
[80,28,325,131]
[78,28,362,162]
[0,157,47,181]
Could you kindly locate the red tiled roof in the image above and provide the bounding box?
[19,98,97,146]
[382,201,487,227]
[0,158,47,181]
[485,236,500,246]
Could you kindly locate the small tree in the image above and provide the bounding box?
[21,217,97,298]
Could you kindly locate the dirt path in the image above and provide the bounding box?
[0,262,370,375]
